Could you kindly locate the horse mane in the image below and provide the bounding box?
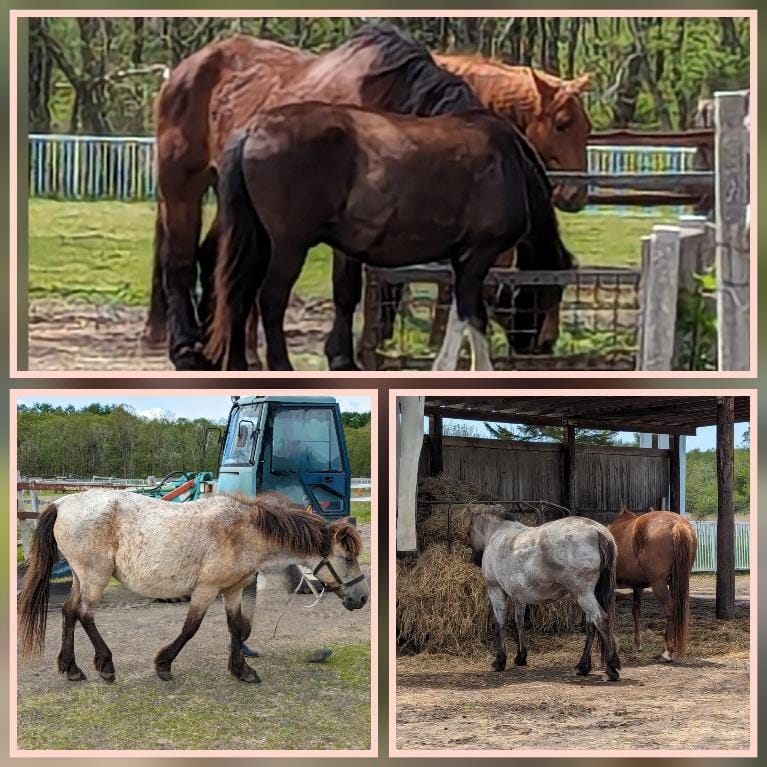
[232,492,362,558]
[350,23,482,116]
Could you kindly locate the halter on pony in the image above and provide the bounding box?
[312,524,366,594]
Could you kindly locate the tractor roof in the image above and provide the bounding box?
[233,395,338,407]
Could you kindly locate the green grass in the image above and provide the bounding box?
[351,502,371,525]
[17,641,370,751]
[27,199,683,306]
[28,200,333,306]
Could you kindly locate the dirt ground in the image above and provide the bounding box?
[27,297,333,371]
[16,525,372,751]
[396,574,751,752]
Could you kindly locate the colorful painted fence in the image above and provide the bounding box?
[691,520,750,572]
[28,133,699,214]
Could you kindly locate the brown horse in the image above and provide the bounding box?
[608,508,697,661]
[204,102,573,371]
[147,25,592,370]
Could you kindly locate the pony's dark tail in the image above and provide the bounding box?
[18,503,59,662]
[594,530,617,664]
[205,131,270,367]
[671,520,697,656]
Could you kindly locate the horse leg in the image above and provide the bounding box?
[196,214,219,336]
[649,580,676,662]
[325,251,361,371]
[258,244,307,371]
[74,571,116,682]
[160,195,209,370]
[245,305,263,371]
[487,585,508,671]
[222,585,260,683]
[513,601,528,666]
[154,585,218,681]
[453,252,496,371]
[632,587,643,651]
[574,624,595,676]
[142,206,168,349]
[577,591,620,681]
[56,574,86,681]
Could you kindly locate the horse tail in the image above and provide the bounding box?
[143,201,168,345]
[594,530,617,664]
[670,519,697,656]
[18,503,59,662]
[204,131,270,366]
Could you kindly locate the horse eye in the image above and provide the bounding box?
[555,121,570,133]
[345,557,354,564]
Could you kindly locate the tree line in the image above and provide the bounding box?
[28,16,749,135]
[17,403,371,479]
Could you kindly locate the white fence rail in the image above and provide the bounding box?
[690,520,750,572]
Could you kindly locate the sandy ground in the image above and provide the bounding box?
[396,575,752,752]
[16,524,372,751]
[27,298,333,371]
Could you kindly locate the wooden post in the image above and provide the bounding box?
[397,397,425,552]
[638,226,681,370]
[715,91,750,371]
[429,414,443,476]
[669,434,681,513]
[716,396,736,619]
[563,424,576,513]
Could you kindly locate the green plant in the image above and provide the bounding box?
[675,267,717,371]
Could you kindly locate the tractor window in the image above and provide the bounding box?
[221,404,263,466]
[271,407,342,474]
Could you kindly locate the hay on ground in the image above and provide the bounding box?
[397,544,585,655]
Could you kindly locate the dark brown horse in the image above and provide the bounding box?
[205,103,574,371]
[609,508,697,661]
[148,25,591,369]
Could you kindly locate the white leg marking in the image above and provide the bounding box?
[467,326,494,371]
[661,649,673,662]
[433,301,467,371]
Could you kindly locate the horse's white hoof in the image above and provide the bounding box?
[660,650,673,663]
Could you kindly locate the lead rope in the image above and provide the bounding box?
[270,570,326,639]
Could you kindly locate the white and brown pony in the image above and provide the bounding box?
[469,511,621,681]
[18,489,368,683]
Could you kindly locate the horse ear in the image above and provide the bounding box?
[530,68,558,105]
[570,73,591,93]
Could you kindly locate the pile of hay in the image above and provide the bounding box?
[397,474,584,655]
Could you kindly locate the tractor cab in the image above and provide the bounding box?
[214,396,351,521]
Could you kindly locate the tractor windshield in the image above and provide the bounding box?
[270,407,342,474]
[221,403,263,466]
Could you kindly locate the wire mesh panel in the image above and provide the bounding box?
[359,264,641,371]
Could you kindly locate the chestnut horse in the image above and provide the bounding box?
[608,508,697,661]
[147,25,592,369]
[18,490,367,684]
[204,103,574,371]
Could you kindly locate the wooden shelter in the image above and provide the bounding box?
[411,395,749,619]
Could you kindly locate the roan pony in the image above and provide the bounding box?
[205,103,574,371]
[608,507,697,661]
[469,511,621,681]
[18,490,368,683]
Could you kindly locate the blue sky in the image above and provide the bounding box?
[16,394,371,421]
[438,419,748,453]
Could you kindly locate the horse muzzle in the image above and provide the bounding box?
[342,591,368,611]
[552,184,588,213]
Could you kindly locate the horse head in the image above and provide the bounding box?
[468,511,505,567]
[312,519,369,610]
[525,69,592,213]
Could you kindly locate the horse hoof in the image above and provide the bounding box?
[100,671,116,683]
[659,651,673,663]
[574,665,591,676]
[514,654,527,667]
[67,669,86,682]
[606,668,620,682]
[491,661,506,672]
[156,668,174,681]
[172,347,214,371]
[328,356,359,372]
[239,668,261,684]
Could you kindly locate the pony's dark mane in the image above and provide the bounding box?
[231,492,363,558]
[350,23,482,116]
